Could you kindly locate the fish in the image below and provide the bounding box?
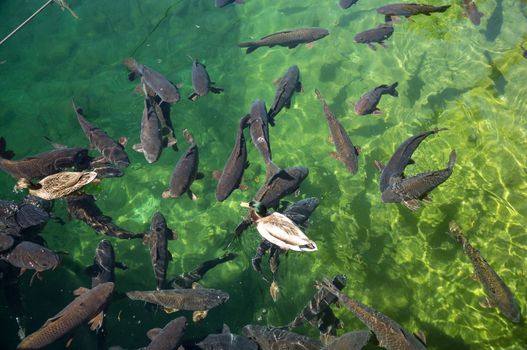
[289,275,347,329]
[53,0,79,19]
[170,253,237,289]
[448,221,521,323]
[145,316,186,350]
[354,82,398,116]
[188,59,224,101]
[315,89,360,174]
[197,324,258,350]
[126,288,229,312]
[65,193,144,240]
[0,137,90,181]
[17,282,114,349]
[381,150,456,210]
[322,330,371,350]
[354,24,394,50]
[234,166,309,238]
[378,128,446,193]
[340,0,359,9]
[72,101,130,168]
[321,279,427,350]
[133,96,163,164]
[239,27,329,54]
[521,44,527,59]
[377,3,450,22]
[242,325,323,350]
[1,241,60,284]
[0,232,15,252]
[215,115,251,201]
[248,100,281,180]
[268,65,303,125]
[461,0,484,26]
[123,58,181,103]
[144,212,176,290]
[162,129,200,200]
[216,0,245,7]
[85,240,127,288]
[0,199,49,236]
[281,197,320,227]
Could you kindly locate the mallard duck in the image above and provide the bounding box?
[240,201,317,252]
[15,171,98,200]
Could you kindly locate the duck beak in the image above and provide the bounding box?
[240,202,251,208]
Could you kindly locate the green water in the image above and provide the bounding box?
[0,0,526,349]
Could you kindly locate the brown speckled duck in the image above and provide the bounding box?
[15,171,98,200]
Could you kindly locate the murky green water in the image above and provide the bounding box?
[0,0,526,349]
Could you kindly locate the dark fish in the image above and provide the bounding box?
[354,24,394,50]
[72,101,130,168]
[188,59,224,101]
[0,140,89,181]
[377,3,450,22]
[145,316,186,350]
[381,150,456,210]
[0,136,15,159]
[162,129,200,200]
[216,115,251,201]
[448,221,521,323]
[65,193,144,240]
[248,100,281,180]
[242,325,322,350]
[321,280,427,350]
[315,89,360,174]
[239,27,329,54]
[197,324,258,350]
[234,166,309,238]
[289,275,347,329]
[144,212,176,290]
[170,253,237,289]
[268,65,303,124]
[0,232,14,251]
[124,58,181,103]
[354,82,398,116]
[0,199,49,236]
[1,241,60,284]
[85,240,127,288]
[322,330,371,350]
[461,0,484,25]
[126,288,229,312]
[521,44,527,59]
[340,0,359,9]
[378,128,446,193]
[216,0,244,7]
[17,282,115,349]
[281,197,320,227]
[133,96,163,164]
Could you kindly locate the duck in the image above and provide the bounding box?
[240,201,317,252]
[14,171,98,200]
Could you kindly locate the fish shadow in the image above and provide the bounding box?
[483,0,503,42]
[278,6,309,16]
[483,50,507,97]
[406,54,426,106]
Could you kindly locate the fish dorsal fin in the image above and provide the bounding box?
[260,29,294,39]
[147,328,162,340]
[73,287,90,296]
[222,324,231,334]
[168,229,178,240]
[414,330,427,345]
[42,313,65,328]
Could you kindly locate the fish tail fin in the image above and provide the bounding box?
[123,58,140,81]
[447,149,457,172]
[238,42,259,54]
[0,136,15,160]
[388,82,399,97]
[437,5,451,12]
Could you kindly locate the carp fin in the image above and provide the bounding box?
[168,250,173,261]
[146,328,162,340]
[296,81,303,92]
[192,310,208,322]
[132,143,144,152]
[479,297,497,309]
[88,311,105,331]
[84,264,100,277]
[414,330,427,345]
[195,172,205,180]
[115,261,128,270]
[222,324,231,333]
[402,199,421,211]
[210,86,224,94]
[187,190,198,201]
[372,109,382,115]
[163,307,178,314]
[188,92,200,102]
[168,229,178,240]
[288,43,299,49]
[73,287,90,296]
